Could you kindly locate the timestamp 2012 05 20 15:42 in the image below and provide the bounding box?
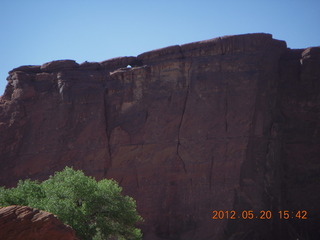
[212,210,308,220]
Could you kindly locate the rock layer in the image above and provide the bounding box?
[0,205,78,240]
[0,33,319,239]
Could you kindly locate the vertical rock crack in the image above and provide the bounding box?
[103,87,112,177]
[209,156,214,189]
[176,87,188,173]
[225,82,229,132]
[176,62,192,174]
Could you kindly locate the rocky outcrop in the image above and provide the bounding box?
[0,33,319,239]
[0,205,78,240]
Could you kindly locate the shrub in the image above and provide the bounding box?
[0,167,143,240]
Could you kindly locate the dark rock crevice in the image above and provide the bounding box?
[209,156,214,190]
[175,61,193,174]
[103,89,112,177]
[176,84,189,174]
[225,81,229,133]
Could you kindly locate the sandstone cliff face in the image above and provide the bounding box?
[0,33,319,239]
[0,205,78,240]
[278,47,320,238]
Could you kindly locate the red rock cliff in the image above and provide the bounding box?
[0,33,319,239]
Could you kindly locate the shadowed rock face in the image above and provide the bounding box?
[0,205,78,240]
[0,33,319,239]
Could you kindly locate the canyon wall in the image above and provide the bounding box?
[0,33,319,239]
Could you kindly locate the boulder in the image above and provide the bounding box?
[0,205,78,240]
[40,60,79,72]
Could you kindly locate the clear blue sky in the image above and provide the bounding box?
[1,0,319,95]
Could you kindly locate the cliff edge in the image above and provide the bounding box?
[0,33,320,239]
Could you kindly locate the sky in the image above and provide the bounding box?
[0,0,319,96]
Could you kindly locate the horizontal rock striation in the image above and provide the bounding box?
[0,205,78,240]
[0,33,319,239]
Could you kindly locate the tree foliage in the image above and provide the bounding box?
[0,167,143,240]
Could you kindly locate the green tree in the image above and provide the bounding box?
[0,167,143,240]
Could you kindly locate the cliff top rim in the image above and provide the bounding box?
[9,32,288,74]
